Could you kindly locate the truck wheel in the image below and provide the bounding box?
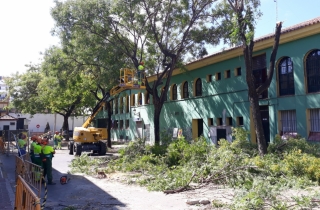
[74,143,82,156]
[98,141,107,155]
[68,141,74,155]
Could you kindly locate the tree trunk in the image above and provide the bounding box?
[107,101,112,148]
[62,115,70,140]
[153,100,162,146]
[243,45,268,155]
[248,89,267,155]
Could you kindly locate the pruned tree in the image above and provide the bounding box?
[51,0,223,145]
[218,0,282,155]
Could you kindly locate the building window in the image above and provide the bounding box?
[227,117,233,126]
[235,67,241,76]
[225,70,231,78]
[195,78,202,96]
[145,92,149,104]
[182,81,189,99]
[206,74,212,82]
[125,119,129,129]
[208,118,213,126]
[126,96,129,113]
[138,93,142,105]
[172,84,177,100]
[308,109,320,141]
[215,72,221,81]
[237,117,244,126]
[131,94,135,106]
[120,120,124,129]
[280,110,297,139]
[306,49,320,93]
[119,97,123,113]
[10,122,15,126]
[113,120,118,129]
[217,117,223,126]
[161,87,167,101]
[115,99,118,114]
[253,54,268,99]
[278,57,295,96]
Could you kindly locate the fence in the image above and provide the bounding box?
[15,154,43,197]
[14,175,41,210]
[1,130,30,155]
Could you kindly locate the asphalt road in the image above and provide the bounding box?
[39,142,210,210]
[1,140,216,210]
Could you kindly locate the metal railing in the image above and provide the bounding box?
[14,175,41,210]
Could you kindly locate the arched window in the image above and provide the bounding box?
[278,57,295,96]
[182,81,189,99]
[172,84,177,100]
[161,87,167,101]
[306,49,320,93]
[195,78,202,96]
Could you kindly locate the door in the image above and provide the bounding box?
[260,106,270,144]
[3,125,9,141]
[144,124,150,142]
[136,121,143,139]
[192,119,203,139]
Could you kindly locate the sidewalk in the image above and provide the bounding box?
[0,154,15,209]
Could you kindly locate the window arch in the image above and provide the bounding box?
[195,78,202,96]
[306,49,320,93]
[278,57,295,96]
[182,81,189,99]
[171,84,177,100]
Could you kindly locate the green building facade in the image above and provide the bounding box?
[96,17,320,144]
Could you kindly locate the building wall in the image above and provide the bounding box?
[101,22,320,144]
[8,113,86,133]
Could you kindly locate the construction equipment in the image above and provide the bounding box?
[68,68,146,156]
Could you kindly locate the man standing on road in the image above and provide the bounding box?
[30,135,38,163]
[17,133,27,156]
[53,131,60,149]
[56,132,63,150]
[41,138,56,185]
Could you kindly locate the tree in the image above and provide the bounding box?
[40,46,97,139]
[51,0,222,145]
[219,0,282,155]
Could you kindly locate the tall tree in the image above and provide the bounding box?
[219,0,282,155]
[51,0,222,145]
[41,46,97,139]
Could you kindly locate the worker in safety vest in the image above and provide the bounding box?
[41,138,56,185]
[30,135,38,163]
[33,137,43,167]
[17,133,27,156]
[53,131,59,149]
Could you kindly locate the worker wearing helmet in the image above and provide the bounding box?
[17,133,27,156]
[30,135,38,163]
[56,132,63,150]
[53,131,59,149]
[41,138,56,185]
[32,137,43,167]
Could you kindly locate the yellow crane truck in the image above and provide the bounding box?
[68,68,146,156]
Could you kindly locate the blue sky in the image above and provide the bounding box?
[1,0,319,76]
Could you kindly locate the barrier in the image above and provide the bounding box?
[14,175,41,210]
[15,156,43,197]
[0,137,5,153]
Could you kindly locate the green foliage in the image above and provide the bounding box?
[69,128,320,208]
[69,153,104,175]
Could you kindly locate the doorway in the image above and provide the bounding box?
[192,119,203,139]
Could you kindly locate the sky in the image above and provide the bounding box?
[1,0,320,77]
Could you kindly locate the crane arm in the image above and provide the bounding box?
[82,92,110,128]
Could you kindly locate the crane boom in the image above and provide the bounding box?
[82,92,110,128]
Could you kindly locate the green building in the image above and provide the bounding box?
[96,17,320,144]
